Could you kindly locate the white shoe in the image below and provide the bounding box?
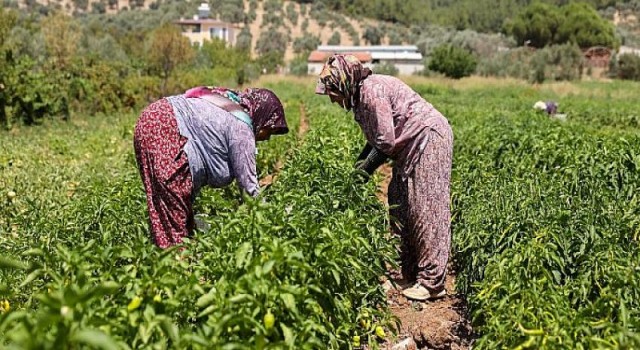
[401,283,446,301]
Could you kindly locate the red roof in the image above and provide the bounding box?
[308,51,372,63]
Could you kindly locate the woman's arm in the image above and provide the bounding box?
[355,144,388,176]
[228,126,259,197]
[360,84,396,156]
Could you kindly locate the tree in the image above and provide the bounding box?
[614,53,640,80]
[40,11,80,70]
[556,2,618,49]
[220,0,245,24]
[505,2,618,49]
[255,29,287,73]
[288,55,308,76]
[145,24,195,95]
[198,38,249,71]
[255,29,287,57]
[327,31,341,45]
[0,8,17,128]
[387,29,403,45]
[503,3,562,48]
[235,27,252,53]
[362,25,383,45]
[286,2,298,26]
[293,33,320,55]
[428,44,477,79]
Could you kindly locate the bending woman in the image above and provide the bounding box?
[133,86,288,248]
[315,54,453,301]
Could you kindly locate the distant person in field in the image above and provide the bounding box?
[133,86,289,248]
[533,100,567,121]
[533,100,558,115]
[315,54,453,301]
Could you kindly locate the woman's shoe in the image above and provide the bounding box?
[401,283,446,301]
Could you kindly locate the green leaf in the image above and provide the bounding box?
[229,294,251,303]
[22,248,44,257]
[0,257,27,270]
[196,291,216,308]
[235,242,252,269]
[262,260,275,275]
[280,323,294,346]
[71,329,120,350]
[159,317,179,344]
[279,293,298,314]
[19,269,43,288]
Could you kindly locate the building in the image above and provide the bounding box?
[619,45,640,57]
[308,51,373,74]
[308,45,424,75]
[174,3,239,47]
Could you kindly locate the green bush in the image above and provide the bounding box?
[428,44,477,79]
[288,56,308,76]
[476,47,531,79]
[614,53,640,81]
[327,31,341,45]
[373,61,399,76]
[504,2,618,49]
[477,44,583,82]
[292,33,321,55]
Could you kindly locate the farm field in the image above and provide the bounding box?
[1,76,640,349]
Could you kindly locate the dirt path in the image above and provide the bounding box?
[376,164,474,350]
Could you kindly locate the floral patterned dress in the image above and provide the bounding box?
[355,74,454,293]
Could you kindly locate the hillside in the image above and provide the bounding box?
[20,0,395,62]
[246,1,375,61]
[16,0,640,60]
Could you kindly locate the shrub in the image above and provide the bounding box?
[477,44,583,82]
[327,31,341,45]
[614,53,640,80]
[476,47,531,79]
[545,43,583,81]
[428,44,477,79]
[285,2,298,26]
[292,33,320,55]
[288,55,308,76]
[374,61,399,76]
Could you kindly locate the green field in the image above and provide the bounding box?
[1,77,640,349]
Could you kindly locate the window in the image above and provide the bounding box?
[209,27,228,41]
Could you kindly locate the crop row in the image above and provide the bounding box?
[0,83,395,349]
[437,84,640,349]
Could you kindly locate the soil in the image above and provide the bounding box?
[376,164,475,350]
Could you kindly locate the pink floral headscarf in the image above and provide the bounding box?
[315,54,372,110]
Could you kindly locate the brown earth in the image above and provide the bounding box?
[375,164,474,350]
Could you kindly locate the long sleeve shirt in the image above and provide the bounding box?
[353,74,450,179]
[166,95,259,198]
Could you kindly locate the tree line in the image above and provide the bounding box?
[305,0,638,34]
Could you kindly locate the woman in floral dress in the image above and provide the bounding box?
[133,86,288,248]
[315,54,453,301]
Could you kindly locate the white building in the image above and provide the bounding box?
[308,45,424,75]
[175,3,239,47]
[619,45,640,57]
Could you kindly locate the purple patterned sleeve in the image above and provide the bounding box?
[360,82,397,156]
[228,125,259,197]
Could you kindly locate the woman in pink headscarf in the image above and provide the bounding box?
[133,86,288,248]
[316,54,453,301]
